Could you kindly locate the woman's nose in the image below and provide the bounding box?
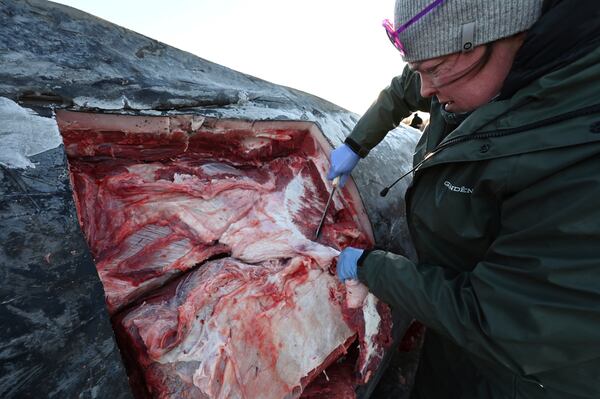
[419,73,437,98]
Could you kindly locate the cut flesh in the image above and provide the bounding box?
[57,111,392,398]
[117,257,355,399]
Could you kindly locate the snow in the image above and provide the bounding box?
[0,97,62,169]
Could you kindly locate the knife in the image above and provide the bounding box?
[314,176,340,239]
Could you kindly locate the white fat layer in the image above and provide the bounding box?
[116,224,175,260]
[221,172,338,267]
[125,163,164,181]
[159,308,224,365]
[241,136,272,151]
[284,174,305,215]
[200,163,244,176]
[0,97,62,168]
[156,263,353,398]
[361,293,382,373]
[273,269,353,377]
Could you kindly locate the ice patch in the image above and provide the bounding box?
[0,97,62,169]
[237,90,250,104]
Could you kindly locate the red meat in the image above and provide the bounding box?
[58,112,392,398]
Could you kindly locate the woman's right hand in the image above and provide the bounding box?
[326,144,360,187]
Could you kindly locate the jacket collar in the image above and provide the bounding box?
[419,46,600,168]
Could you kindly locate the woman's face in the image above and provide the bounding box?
[408,35,525,113]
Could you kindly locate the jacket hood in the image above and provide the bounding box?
[499,0,600,100]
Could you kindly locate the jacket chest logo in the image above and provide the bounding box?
[444,180,473,194]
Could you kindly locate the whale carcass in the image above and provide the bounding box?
[57,111,393,398]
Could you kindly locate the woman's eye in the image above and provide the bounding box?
[427,68,440,77]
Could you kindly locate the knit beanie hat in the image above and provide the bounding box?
[394,0,544,62]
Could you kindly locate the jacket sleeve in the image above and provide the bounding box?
[344,64,431,158]
[357,157,600,376]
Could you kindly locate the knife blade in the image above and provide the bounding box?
[314,176,340,239]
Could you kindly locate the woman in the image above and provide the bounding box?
[329,0,600,398]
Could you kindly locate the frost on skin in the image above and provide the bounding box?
[0,97,62,169]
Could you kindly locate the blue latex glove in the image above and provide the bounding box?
[337,247,364,282]
[327,144,360,187]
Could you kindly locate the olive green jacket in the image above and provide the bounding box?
[351,46,600,398]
